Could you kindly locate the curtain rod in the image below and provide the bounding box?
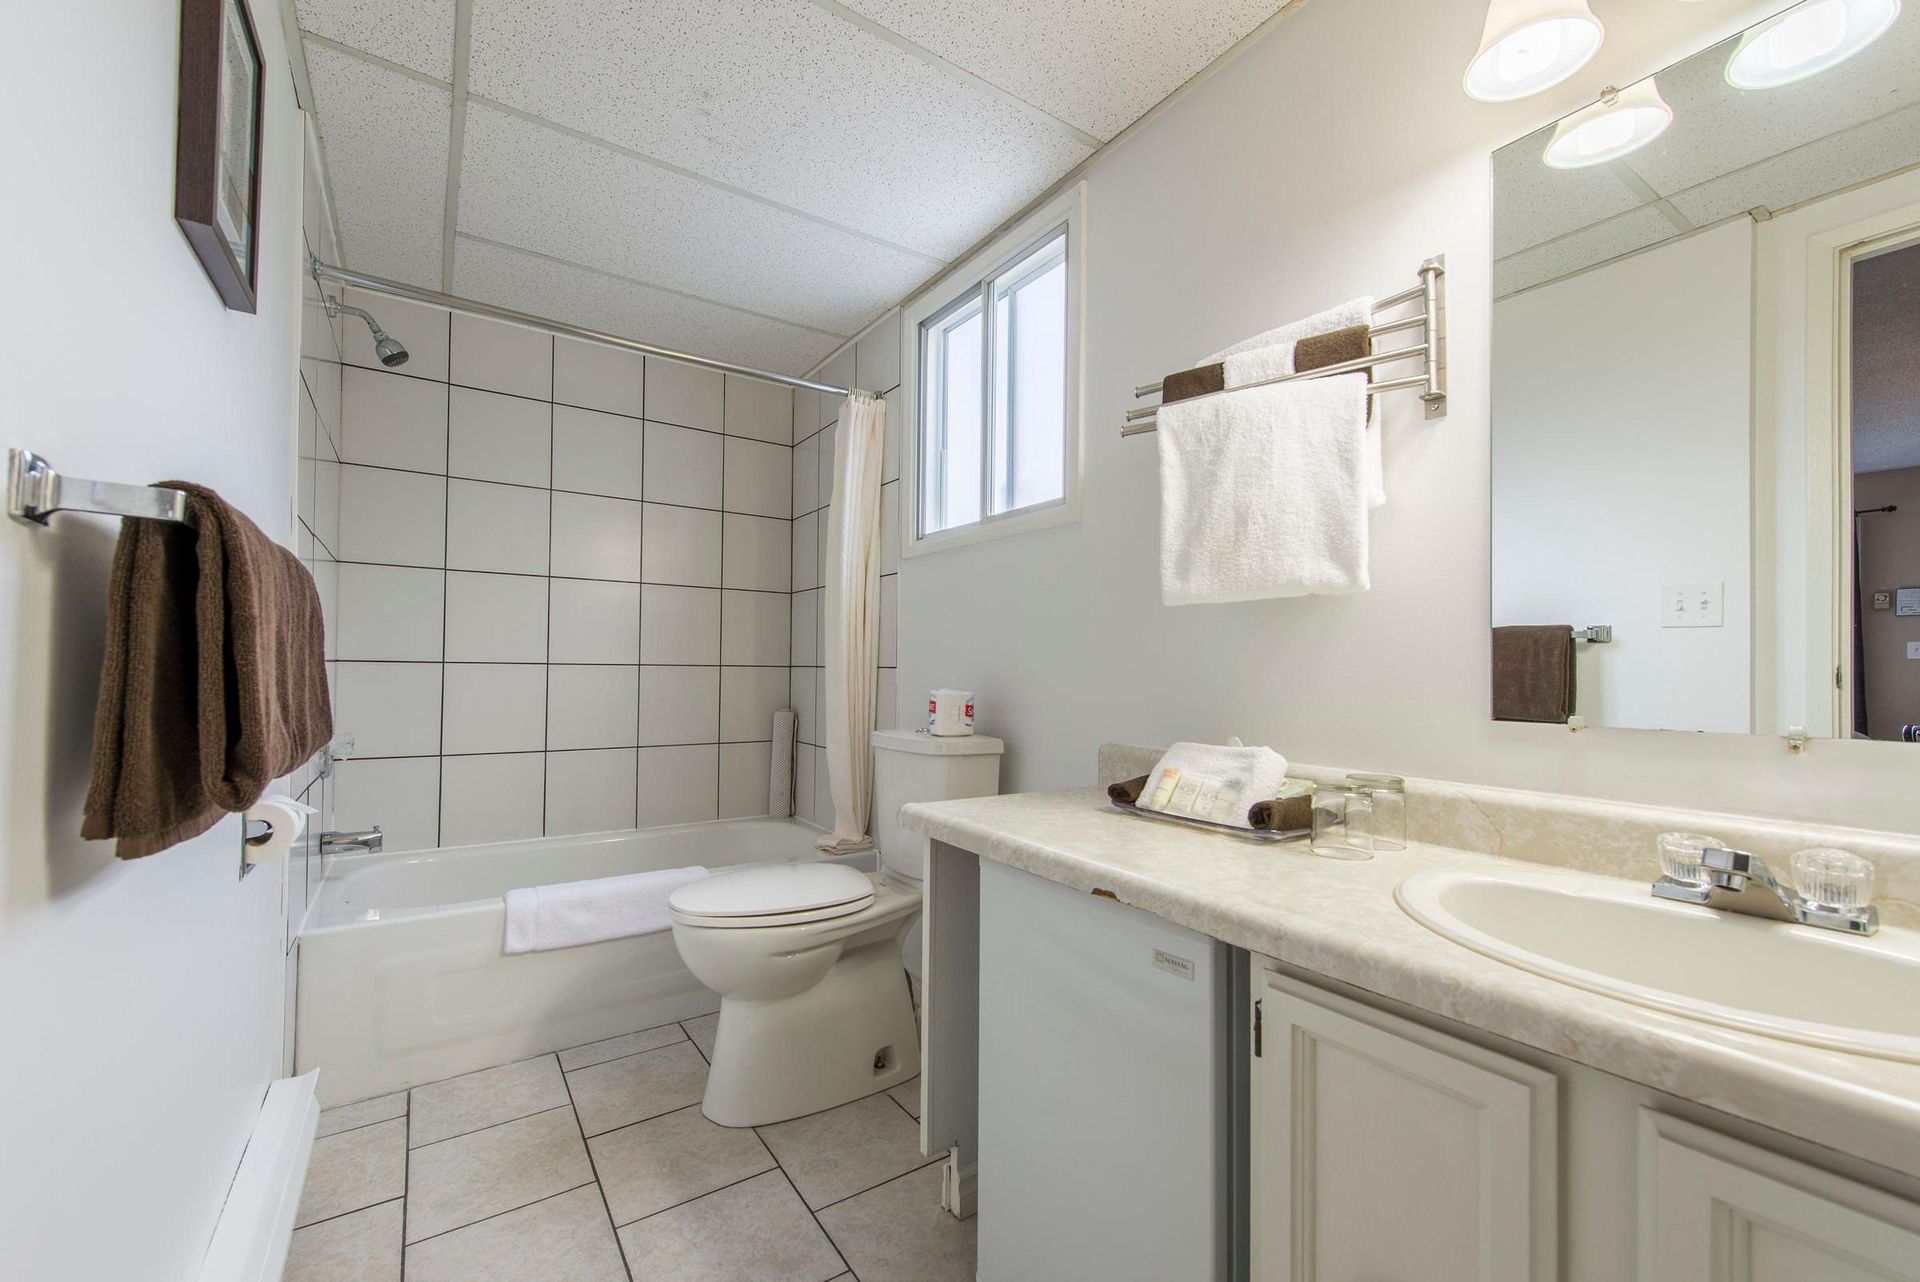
[308,257,859,398]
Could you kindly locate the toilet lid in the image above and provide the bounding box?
[668,862,874,920]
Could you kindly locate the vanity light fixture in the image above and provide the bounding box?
[1542,79,1673,168]
[1725,0,1901,89]
[1463,0,1605,101]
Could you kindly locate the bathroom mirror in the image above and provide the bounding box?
[1490,0,1920,739]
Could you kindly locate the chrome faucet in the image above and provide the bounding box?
[1652,845,1878,936]
[319,827,383,856]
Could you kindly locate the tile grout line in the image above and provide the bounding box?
[773,1165,856,1278]
[406,1100,574,1154]
[560,1052,638,1282]
[432,308,453,853]
[810,1150,951,1215]
[404,1179,602,1254]
[715,376,727,820]
[289,1194,405,1236]
[541,334,555,837]
[399,1098,413,1279]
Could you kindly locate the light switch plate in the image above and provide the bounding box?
[1662,581,1724,628]
[1908,641,1920,660]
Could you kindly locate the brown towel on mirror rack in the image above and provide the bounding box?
[1160,323,1374,405]
[81,483,333,858]
[1491,625,1575,724]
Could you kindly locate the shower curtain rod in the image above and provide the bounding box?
[308,257,860,398]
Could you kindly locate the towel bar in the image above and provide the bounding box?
[7,449,193,526]
[1573,626,1613,644]
[1123,256,1448,435]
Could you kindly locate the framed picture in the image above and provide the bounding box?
[175,0,264,313]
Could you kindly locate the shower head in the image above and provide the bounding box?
[324,296,410,367]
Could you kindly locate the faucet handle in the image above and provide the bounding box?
[1698,845,1754,891]
[1791,848,1874,913]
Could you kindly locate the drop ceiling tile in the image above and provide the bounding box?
[295,0,458,81]
[453,238,841,376]
[1665,101,1920,228]
[841,0,1287,141]
[457,102,932,335]
[305,41,450,288]
[1492,130,1646,259]
[466,0,1093,260]
[1624,15,1920,199]
[1492,205,1677,300]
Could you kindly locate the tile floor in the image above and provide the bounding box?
[287,1013,972,1281]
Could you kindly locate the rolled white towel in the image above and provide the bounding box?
[1138,741,1290,828]
[503,865,710,954]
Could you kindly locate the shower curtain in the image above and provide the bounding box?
[816,392,886,853]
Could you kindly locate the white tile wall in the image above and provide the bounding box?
[332,305,796,851]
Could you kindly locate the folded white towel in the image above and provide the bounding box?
[503,865,710,954]
[1140,741,1291,828]
[1157,374,1370,603]
[1202,297,1385,511]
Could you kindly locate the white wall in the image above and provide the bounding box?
[1492,220,1753,733]
[894,0,1920,834]
[0,3,306,1278]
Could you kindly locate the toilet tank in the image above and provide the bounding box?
[871,729,1004,881]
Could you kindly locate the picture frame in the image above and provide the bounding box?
[175,0,264,313]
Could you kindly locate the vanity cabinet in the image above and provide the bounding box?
[1249,966,1558,1281]
[1253,963,1920,1282]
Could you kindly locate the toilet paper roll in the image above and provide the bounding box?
[243,796,315,865]
[927,689,975,737]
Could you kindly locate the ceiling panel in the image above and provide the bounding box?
[457,102,933,336]
[466,0,1094,261]
[1492,137,1646,259]
[1493,205,1678,300]
[841,0,1287,140]
[304,40,450,289]
[453,237,843,375]
[294,0,457,80]
[1666,101,1920,227]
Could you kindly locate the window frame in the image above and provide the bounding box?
[900,183,1085,559]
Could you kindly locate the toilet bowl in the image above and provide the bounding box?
[670,862,922,1126]
[669,728,1005,1127]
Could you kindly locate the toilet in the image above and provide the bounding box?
[669,729,1004,1127]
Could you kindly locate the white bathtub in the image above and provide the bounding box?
[297,819,849,1105]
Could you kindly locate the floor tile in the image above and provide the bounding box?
[682,1012,719,1061]
[590,1104,777,1226]
[615,1170,845,1282]
[817,1163,975,1282]
[566,1040,709,1136]
[316,1092,407,1139]
[296,1118,407,1228]
[886,1077,921,1120]
[559,1022,686,1072]
[410,1055,569,1147]
[285,1198,403,1282]
[405,1185,627,1282]
[405,1107,594,1243]
[756,1093,932,1209]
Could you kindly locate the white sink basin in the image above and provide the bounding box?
[1396,868,1920,1062]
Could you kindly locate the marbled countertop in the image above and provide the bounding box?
[901,787,1920,1181]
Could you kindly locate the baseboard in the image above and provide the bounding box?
[941,1150,978,1220]
[198,1070,321,1282]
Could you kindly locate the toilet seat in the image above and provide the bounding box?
[669,863,877,930]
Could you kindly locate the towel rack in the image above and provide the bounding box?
[1122,256,1447,436]
[6,449,192,526]
[1573,626,1613,644]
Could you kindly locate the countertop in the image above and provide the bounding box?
[900,787,1920,1181]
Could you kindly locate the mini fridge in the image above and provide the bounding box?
[976,861,1248,1281]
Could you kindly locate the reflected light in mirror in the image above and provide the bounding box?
[1543,79,1673,168]
[1463,0,1605,101]
[1726,0,1901,89]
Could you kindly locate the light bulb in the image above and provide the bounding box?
[1464,0,1605,102]
[1726,0,1901,89]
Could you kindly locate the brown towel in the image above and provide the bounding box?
[1159,324,1373,406]
[1491,625,1575,724]
[1247,793,1312,832]
[82,484,333,858]
[1107,775,1150,806]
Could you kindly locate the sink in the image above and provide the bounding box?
[1395,868,1920,1063]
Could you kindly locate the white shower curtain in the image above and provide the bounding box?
[816,392,886,853]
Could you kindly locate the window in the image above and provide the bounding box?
[905,186,1082,553]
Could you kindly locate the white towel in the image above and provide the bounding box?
[1140,741,1291,827]
[1157,374,1370,603]
[1201,297,1385,510]
[503,866,710,954]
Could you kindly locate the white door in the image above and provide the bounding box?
[1251,966,1558,1282]
[1639,1111,1920,1281]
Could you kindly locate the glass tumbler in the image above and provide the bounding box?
[1310,785,1374,861]
[1347,773,1406,851]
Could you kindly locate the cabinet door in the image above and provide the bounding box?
[1252,968,1557,1282]
[1639,1111,1920,1281]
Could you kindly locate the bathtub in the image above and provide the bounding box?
[296,819,851,1106]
